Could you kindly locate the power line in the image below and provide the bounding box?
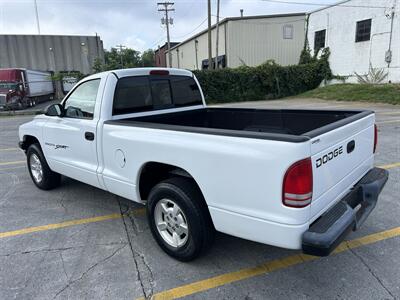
[150,35,167,48]
[149,17,209,50]
[261,0,391,9]
[172,17,208,39]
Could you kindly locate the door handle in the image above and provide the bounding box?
[85,131,95,141]
[347,140,355,153]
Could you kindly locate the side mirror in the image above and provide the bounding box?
[45,104,64,117]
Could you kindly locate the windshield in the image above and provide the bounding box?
[0,82,18,90]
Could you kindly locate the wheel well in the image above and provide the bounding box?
[21,135,40,151]
[139,162,196,201]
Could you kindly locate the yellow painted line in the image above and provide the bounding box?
[0,147,18,152]
[0,213,121,239]
[142,226,400,300]
[0,160,25,166]
[379,162,400,170]
[377,119,400,125]
[0,165,26,171]
[130,207,146,216]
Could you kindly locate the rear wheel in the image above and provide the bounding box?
[147,177,214,261]
[27,143,61,190]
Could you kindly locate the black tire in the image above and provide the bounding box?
[147,177,215,261]
[27,143,61,190]
[17,100,24,110]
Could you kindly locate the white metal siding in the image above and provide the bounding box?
[170,24,226,70]
[308,0,400,83]
[227,16,306,67]
[168,15,305,70]
[0,35,104,74]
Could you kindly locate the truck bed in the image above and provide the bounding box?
[107,108,372,143]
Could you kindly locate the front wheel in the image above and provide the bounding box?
[147,177,215,261]
[27,143,61,190]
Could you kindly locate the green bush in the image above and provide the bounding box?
[193,49,332,104]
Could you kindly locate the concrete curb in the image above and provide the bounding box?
[0,109,43,117]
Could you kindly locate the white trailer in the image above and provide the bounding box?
[24,69,54,98]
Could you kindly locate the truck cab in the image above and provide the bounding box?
[0,69,27,110]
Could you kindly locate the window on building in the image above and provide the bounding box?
[355,19,372,42]
[314,29,326,51]
[283,24,293,39]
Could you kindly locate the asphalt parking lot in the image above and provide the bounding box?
[0,98,399,300]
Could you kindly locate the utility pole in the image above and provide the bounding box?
[116,44,126,68]
[215,0,220,69]
[158,2,175,68]
[386,1,396,67]
[34,0,41,34]
[195,40,199,70]
[207,0,212,69]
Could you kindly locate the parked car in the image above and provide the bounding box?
[0,68,55,110]
[18,68,388,261]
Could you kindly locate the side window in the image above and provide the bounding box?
[113,77,152,115]
[150,79,173,107]
[64,79,100,119]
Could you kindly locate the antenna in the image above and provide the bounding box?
[34,0,41,34]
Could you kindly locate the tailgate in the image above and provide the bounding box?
[309,113,375,221]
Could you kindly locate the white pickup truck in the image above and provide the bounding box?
[19,68,388,261]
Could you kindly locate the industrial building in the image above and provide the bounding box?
[307,0,399,82]
[155,42,180,67]
[0,34,104,75]
[166,13,306,70]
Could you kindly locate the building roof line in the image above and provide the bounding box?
[154,42,180,53]
[0,34,101,38]
[166,12,306,52]
[308,0,352,14]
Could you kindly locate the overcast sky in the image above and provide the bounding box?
[0,0,338,52]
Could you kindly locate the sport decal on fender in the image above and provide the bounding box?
[45,142,69,150]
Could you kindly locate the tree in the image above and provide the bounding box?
[93,57,104,73]
[141,49,155,67]
[97,47,156,72]
[103,47,142,69]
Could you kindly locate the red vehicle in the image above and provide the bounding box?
[0,68,55,110]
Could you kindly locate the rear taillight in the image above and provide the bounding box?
[373,124,378,153]
[283,158,313,208]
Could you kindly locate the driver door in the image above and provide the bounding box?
[42,78,101,188]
